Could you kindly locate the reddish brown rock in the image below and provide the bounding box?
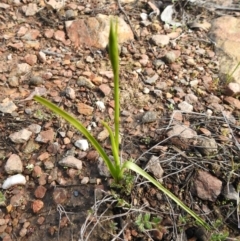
[35,129,55,143]
[54,30,66,43]
[224,96,240,109]
[44,29,54,38]
[99,84,111,96]
[76,103,94,116]
[24,54,37,66]
[32,166,42,178]
[53,188,68,205]
[32,200,44,213]
[34,186,47,199]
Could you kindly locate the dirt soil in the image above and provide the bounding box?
[0,0,240,241]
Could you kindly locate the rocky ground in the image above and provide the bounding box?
[0,0,240,240]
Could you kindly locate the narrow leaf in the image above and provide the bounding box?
[123,161,211,230]
[34,95,118,180]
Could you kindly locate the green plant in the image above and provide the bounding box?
[210,231,229,241]
[34,19,210,230]
[135,213,161,232]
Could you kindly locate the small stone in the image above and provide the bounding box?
[29,76,44,86]
[143,87,150,94]
[0,99,18,113]
[19,228,27,237]
[142,111,157,123]
[59,156,83,169]
[35,129,55,143]
[9,129,32,143]
[77,76,95,89]
[178,101,193,112]
[65,87,75,99]
[86,56,94,63]
[76,103,94,116]
[147,155,164,179]
[185,94,198,104]
[186,58,196,66]
[5,154,23,174]
[54,30,66,42]
[38,51,46,63]
[194,170,222,202]
[32,166,42,178]
[97,129,109,141]
[96,101,105,111]
[144,74,159,85]
[190,79,199,87]
[225,82,240,96]
[91,76,102,85]
[37,216,45,225]
[32,200,44,213]
[81,177,89,184]
[8,76,19,87]
[87,150,99,161]
[224,96,240,109]
[53,188,68,204]
[197,137,218,156]
[44,29,54,38]
[153,59,165,68]
[99,84,111,96]
[22,30,40,40]
[24,3,38,16]
[24,54,37,66]
[34,186,47,199]
[164,51,178,63]
[151,35,170,47]
[167,124,197,138]
[37,152,50,161]
[65,9,76,19]
[27,124,41,134]
[74,139,89,151]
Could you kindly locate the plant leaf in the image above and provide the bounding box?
[33,95,118,180]
[123,161,210,230]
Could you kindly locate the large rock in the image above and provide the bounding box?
[65,14,134,49]
[208,16,240,84]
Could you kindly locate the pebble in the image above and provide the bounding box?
[99,84,111,96]
[143,87,150,94]
[164,51,178,63]
[0,99,18,113]
[142,111,157,123]
[32,200,44,213]
[5,154,23,174]
[35,129,55,143]
[74,139,89,151]
[29,76,44,86]
[178,101,193,112]
[34,186,47,199]
[65,87,76,100]
[59,156,83,169]
[77,76,95,89]
[2,174,26,189]
[153,59,165,68]
[8,76,19,87]
[96,101,106,111]
[86,56,94,63]
[81,177,89,184]
[151,35,170,47]
[186,58,196,66]
[9,129,32,143]
[144,73,159,85]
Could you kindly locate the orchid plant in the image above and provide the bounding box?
[34,19,210,230]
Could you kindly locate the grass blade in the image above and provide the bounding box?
[33,95,117,180]
[123,161,211,230]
